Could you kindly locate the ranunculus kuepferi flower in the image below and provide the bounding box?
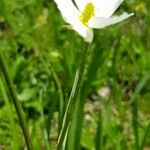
[54,0,134,43]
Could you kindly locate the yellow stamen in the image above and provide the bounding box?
[80,3,95,26]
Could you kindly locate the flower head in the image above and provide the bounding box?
[54,0,134,43]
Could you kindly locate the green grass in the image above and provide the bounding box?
[0,0,150,149]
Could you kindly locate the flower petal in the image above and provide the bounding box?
[94,0,124,18]
[54,0,80,23]
[54,0,93,43]
[88,12,134,29]
[75,0,124,18]
[71,19,93,43]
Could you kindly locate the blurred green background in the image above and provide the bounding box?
[0,0,150,149]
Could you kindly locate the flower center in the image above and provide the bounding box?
[79,3,95,26]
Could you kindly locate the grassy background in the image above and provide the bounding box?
[0,0,150,149]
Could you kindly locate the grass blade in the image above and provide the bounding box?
[95,110,103,150]
[129,74,150,150]
[140,121,150,150]
[0,52,32,150]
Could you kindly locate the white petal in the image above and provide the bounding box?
[85,28,93,43]
[94,0,124,18]
[75,0,124,18]
[54,0,80,24]
[54,0,93,43]
[72,20,93,43]
[88,12,134,29]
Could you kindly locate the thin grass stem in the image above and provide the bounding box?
[0,52,32,150]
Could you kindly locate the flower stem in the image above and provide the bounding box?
[57,43,90,149]
[0,52,32,150]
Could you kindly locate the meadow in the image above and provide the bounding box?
[0,0,150,149]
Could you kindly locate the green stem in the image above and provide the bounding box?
[73,43,90,101]
[57,43,90,149]
[131,101,139,150]
[0,52,32,150]
[95,110,103,150]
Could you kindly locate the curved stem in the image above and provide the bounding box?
[0,52,32,150]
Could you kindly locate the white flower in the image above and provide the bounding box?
[54,0,134,43]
